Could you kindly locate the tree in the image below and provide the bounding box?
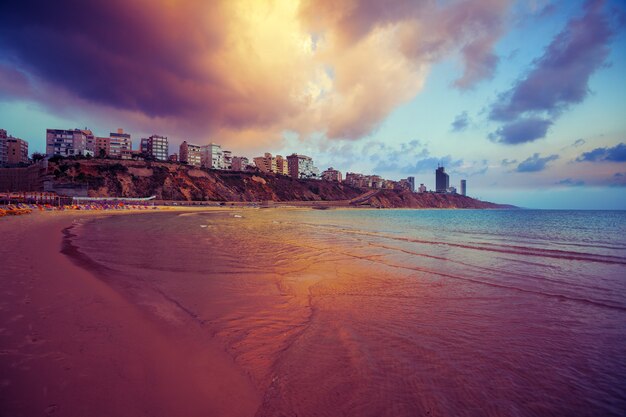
[31,152,46,162]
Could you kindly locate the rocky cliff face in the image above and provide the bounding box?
[48,159,514,208]
[49,159,363,202]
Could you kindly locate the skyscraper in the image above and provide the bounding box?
[435,166,449,193]
[407,176,415,192]
[460,179,467,196]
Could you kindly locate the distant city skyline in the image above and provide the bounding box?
[1,0,625,209]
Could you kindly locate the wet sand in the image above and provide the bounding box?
[0,211,260,417]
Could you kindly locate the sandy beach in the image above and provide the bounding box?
[0,210,260,417]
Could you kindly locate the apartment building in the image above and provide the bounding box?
[0,129,7,165]
[141,135,169,160]
[286,153,319,179]
[231,156,250,171]
[253,153,277,173]
[6,137,29,164]
[109,129,132,158]
[321,167,342,182]
[179,141,202,166]
[46,128,89,157]
[200,143,223,169]
[275,155,289,175]
[223,150,232,170]
[95,136,110,157]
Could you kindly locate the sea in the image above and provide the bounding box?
[67,209,626,417]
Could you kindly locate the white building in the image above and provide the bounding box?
[287,153,319,179]
[201,143,224,169]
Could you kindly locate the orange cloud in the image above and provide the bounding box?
[0,0,512,148]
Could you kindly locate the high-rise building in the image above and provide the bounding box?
[435,166,449,193]
[407,176,415,192]
[46,128,89,157]
[460,179,467,196]
[286,153,319,179]
[0,129,7,165]
[6,137,29,164]
[179,141,202,166]
[275,155,289,175]
[200,143,223,169]
[140,135,169,160]
[253,153,277,173]
[321,167,342,182]
[231,156,250,171]
[109,128,132,158]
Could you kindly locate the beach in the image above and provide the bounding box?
[0,210,260,417]
[1,208,625,416]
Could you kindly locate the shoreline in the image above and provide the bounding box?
[0,210,261,417]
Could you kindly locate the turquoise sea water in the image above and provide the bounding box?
[72,209,626,416]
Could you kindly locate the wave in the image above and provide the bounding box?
[295,222,626,265]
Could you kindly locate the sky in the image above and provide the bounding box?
[0,0,625,209]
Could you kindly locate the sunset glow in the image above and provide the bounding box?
[0,0,625,207]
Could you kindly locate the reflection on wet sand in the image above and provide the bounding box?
[69,209,626,416]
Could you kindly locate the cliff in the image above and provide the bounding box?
[48,159,363,202]
[46,159,514,208]
[367,190,515,209]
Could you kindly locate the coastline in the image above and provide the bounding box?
[0,210,260,417]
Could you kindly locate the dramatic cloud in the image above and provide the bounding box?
[451,112,470,132]
[576,142,626,162]
[501,158,518,166]
[0,0,512,146]
[516,153,559,172]
[489,0,619,144]
[489,117,552,144]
